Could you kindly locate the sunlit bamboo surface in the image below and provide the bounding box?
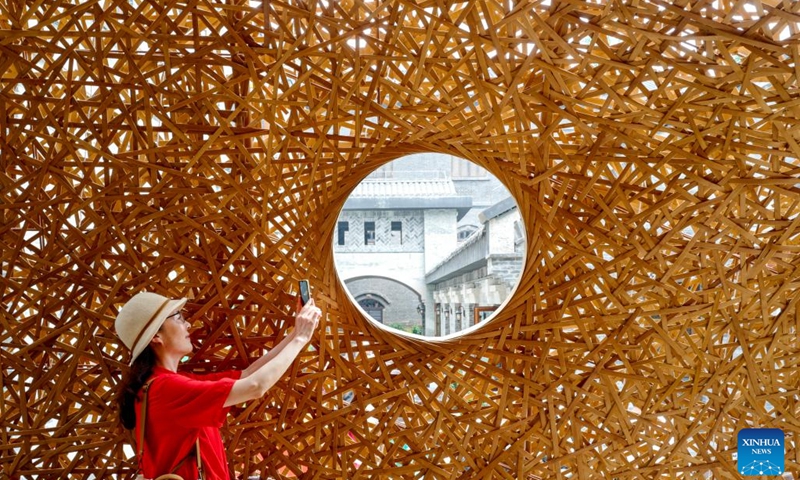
[2,0,800,478]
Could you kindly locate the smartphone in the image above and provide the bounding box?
[298,279,311,306]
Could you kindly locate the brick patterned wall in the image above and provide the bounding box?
[334,210,424,253]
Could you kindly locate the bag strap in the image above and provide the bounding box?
[138,377,205,479]
[136,378,155,469]
[168,438,202,479]
[194,438,203,479]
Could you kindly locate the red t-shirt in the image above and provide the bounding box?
[135,366,241,480]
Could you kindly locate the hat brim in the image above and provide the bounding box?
[129,298,187,365]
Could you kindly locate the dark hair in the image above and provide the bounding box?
[117,346,157,430]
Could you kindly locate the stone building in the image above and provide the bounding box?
[426,197,525,335]
[333,153,524,336]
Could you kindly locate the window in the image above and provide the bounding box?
[390,221,402,244]
[474,306,497,324]
[337,221,349,246]
[457,225,478,242]
[364,221,375,245]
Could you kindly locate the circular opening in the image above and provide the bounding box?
[333,153,526,338]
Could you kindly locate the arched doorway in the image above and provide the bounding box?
[344,276,423,332]
[356,295,386,323]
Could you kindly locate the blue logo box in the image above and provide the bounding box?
[738,428,784,476]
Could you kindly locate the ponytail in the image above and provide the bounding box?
[117,346,157,430]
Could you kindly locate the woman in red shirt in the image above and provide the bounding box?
[114,291,320,479]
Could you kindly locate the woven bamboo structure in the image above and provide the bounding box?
[2,0,799,478]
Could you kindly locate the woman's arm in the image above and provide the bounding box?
[224,299,320,407]
[241,296,306,379]
[240,329,297,379]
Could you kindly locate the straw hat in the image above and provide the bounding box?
[115,292,187,365]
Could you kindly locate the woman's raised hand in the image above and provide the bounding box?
[225,298,323,407]
[294,298,321,344]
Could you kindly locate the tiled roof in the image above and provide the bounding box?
[350,178,458,198]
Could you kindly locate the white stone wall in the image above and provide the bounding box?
[423,209,458,270]
[334,251,426,295]
[487,209,519,255]
[424,210,458,336]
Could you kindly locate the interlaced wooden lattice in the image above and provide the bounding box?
[2,0,800,478]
